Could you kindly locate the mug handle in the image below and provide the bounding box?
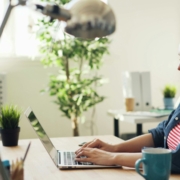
[135,158,147,179]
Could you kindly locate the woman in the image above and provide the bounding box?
[75,59,180,173]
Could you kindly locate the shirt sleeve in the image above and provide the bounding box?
[148,110,175,148]
[171,144,180,173]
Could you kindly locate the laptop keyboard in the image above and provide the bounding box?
[63,152,93,165]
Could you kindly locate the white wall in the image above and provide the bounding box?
[0,0,180,139]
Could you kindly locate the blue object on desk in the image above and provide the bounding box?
[2,160,10,175]
[2,160,10,167]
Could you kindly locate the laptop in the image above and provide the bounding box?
[24,107,120,169]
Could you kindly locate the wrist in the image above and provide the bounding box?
[112,153,142,167]
[114,142,126,152]
[113,144,120,152]
[111,153,122,166]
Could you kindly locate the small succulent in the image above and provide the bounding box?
[0,105,21,129]
[163,85,177,98]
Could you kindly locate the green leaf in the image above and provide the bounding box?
[163,85,177,98]
[35,1,111,121]
[0,105,21,129]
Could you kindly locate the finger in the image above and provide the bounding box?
[75,146,87,154]
[75,147,83,154]
[86,139,101,148]
[86,141,97,148]
[82,140,94,148]
[75,141,92,154]
[76,148,91,158]
[75,157,92,162]
[76,150,86,158]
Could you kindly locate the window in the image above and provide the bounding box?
[0,0,40,58]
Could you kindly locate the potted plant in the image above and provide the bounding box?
[163,85,177,110]
[0,105,21,146]
[36,0,110,136]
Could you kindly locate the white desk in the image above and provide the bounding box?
[108,110,170,137]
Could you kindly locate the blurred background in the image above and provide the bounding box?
[0,0,180,139]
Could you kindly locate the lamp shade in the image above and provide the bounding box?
[34,0,116,39]
[65,0,116,39]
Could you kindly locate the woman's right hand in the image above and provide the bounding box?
[75,139,116,154]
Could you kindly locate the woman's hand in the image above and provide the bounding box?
[75,147,117,166]
[76,139,116,155]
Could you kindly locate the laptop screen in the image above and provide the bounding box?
[24,107,58,165]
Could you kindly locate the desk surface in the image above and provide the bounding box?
[0,135,179,180]
[108,110,170,124]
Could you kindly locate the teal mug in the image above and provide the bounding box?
[135,148,172,180]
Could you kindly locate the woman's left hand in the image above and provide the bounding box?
[75,147,117,166]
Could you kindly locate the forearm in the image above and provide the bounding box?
[114,133,154,152]
[112,152,142,167]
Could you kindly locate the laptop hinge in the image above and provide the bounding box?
[57,151,61,165]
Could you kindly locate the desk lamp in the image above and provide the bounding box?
[0,0,116,40]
